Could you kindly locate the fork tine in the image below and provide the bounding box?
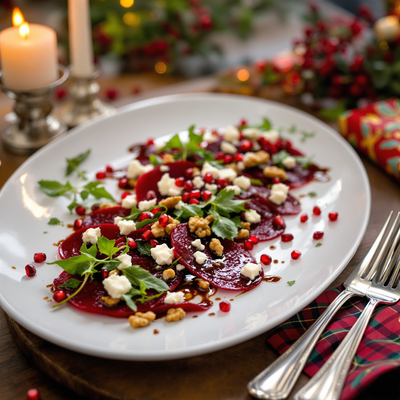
[386,232,400,288]
[362,211,394,280]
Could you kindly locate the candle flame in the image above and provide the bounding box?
[12,8,25,27]
[19,22,30,39]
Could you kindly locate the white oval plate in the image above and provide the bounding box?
[0,94,370,361]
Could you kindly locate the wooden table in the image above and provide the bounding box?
[1,73,400,400]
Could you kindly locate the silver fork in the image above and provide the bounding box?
[248,211,398,400]
[295,212,400,400]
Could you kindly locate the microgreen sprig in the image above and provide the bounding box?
[66,149,91,180]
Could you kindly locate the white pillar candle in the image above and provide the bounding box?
[68,0,94,77]
[0,23,58,91]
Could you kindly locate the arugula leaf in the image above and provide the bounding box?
[59,278,82,289]
[186,125,203,151]
[67,198,79,213]
[308,192,317,197]
[66,149,90,179]
[135,240,153,257]
[102,260,122,270]
[149,154,163,166]
[175,204,204,220]
[287,280,296,287]
[84,184,115,202]
[47,255,93,275]
[38,180,73,197]
[135,218,157,229]
[258,117,272,131]
[48,218,62,226]
[209,209,239,240]
[123,265,169,292]
[121,289,139,311]
[250,179,263,186]
[207,160,225,170]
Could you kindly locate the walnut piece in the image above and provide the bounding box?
[159,196,182,209]
[163,154,175,163]
[197,279,210,291]
[236,228,250,239]
[99,202,119,209]
[165,307,186,322]
[151,216,180,238]
[192,167,201,176]
[128,178,138,187]
[165,217,180,235]
[209,238,224,256]
[162,268,176,281]
[188,216,212,238]
[101,296,120,306]
[129,311,156,328]
[263,165,288,180]
[241,221,251,230]
[225,163,238,173]
[244,150,270,168]
[109,269,120,276]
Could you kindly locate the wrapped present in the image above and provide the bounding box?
[338,98,400,183]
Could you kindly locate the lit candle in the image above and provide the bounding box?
[68,0,94,77]
[0,8,58,91]
[374,16,400,42]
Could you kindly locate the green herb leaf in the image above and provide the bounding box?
[300,130,316,143]
[209,209,239,240]
[258,117,271,131]
[67,199,79,213]
[97,236,120,258]
[87,186,115,202]
[250,179,263,186]
[80,241,98,258]
[212,189,248,215]
[47,255,93,275]
[48,217,62,226]
[38,180,73,197]
[80,190,90,200]
[272,150,291,167]
[186,125,204,151]
[294,155,314,169]
[123,265,170,292]
[66,149,90,179]
[121,290,138,311]
[287,280,296,287]
[149,154,163,166]
[135,240,153,257]
[207,160,225,170]
[308,192,317,198]
[59,278,83,289]
[135,218,157,229]
[158,133,184,153]
[318,99,347,121]
[315,243,322,248]
[175,204,204,220]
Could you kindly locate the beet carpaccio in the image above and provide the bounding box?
[43,119,328,330]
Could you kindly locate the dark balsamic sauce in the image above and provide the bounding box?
[263,275,282,283]
[309,164,330,183]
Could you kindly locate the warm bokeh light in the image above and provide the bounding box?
[12,8,24,27]
[123,12,140,26]
[155,61,167,74]
[120,0,134,8]
[19,22,29,39]
[237,69,249,82]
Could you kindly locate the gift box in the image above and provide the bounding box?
[338,98,400,183]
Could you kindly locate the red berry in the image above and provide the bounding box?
[147,138,154,146]
[159,214,169,227]
[34,253,46,263]
[217,178,227,188]
[189,198,200,205]
[272,177,281,184]
[121,191,131,200]
[216,152,225,161]
[281,233,294,242]
[106,87,118,100]
[261,254,272,265]
[185,168,193,179]
[249,235,259,244]
[202,190,212,201]
[349,83,363,98]
[204,173,213,184]
[329,212,338,221]
[141,230,153,241]
[219,301,231,312]
[101,269,109,279]
[53,290,66,302]
[313,206,321,216]
[182,192,190,202]
[26,388,41,400]
[300,213,308,223]
[106,165,114,173]
[190,189,201,199]
[175,177,185,187]
[25,264,36,277]
[74,219,83,230]
[150,239,160,247]
[91,203,100,212]
[239,140,253,152]
[128,238,137,249]
[54,87,67,100]
[239,118,248,127]
[146,190,157,200]
[184,180,194,191]
[139,211,153,221]
[313,231,324,240]
[244,240,254,250]
[75,206,86,216]
[273,216,285,229]
[291,250,302,260]
[119,178,129,189]
[224,154,233,164]
[234,153,243,162]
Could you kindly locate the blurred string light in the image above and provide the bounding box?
[237,69,249,81]
[123,12,140,25]
[120,0,134,8]
[155,61,167,74]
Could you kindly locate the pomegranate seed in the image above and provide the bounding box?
[34,253,46,263]
[261,254,272,265]
[75,205,86,216]
[53,290,66,302]
[101,269,109,279]
[146,190,157,200]
[240,118,248,127]
[185,168,193,179]
[159,214,169,227]
[216,152,225,161]
[291,250,302,260]
[234,153,243,162]
[269,144,278,154]
[106,165,114,173]
[96,171,106,180]
[202,190,212,201]
[313,206,321,216]
[147,138,154,146]
[91,203,100,212]
[152,207,163,214]
[244,240,254,250]
[190,189,201,199]
[182,192,190,202]
[139,211,153,221]
[281,233,294,243]
[239,139,253,152]
[121,191,131,200]
[189,198,200,205]
[74,219,83,230]
[329,212,338,221]
[185,180,194,191]
[141,230,153,241]
[119,178,129,189]
[204,173,213,184]
[219,301,231,312]
[249,235,259,244]
[26,388,41,400]
[128,238,137,249]
[224,154,233,164]
[150,239,160,247]
[300,213,308,223]
[273,216,284,229]
[175,177,185,187]
[25,264,36,277]
[272,177,281,184]
[217,178,227,188]
[313,231,324,240]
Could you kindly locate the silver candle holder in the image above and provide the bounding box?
[58,66,116,128]
[0,66,69,155]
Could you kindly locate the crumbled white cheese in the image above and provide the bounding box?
[233,176,251,190]
[117,254,132,270]
[121,194,137,209]
[138,198,157,211]
[220,140,237,155]
[282,156,296,169]
[269,183,290,206]
[193,176,205,189]
[175,200,185,210]
[237,161,245,171]
[243,152,254,165]
[205,183,218,191]
[117,220,136,235]
[203,131,219,143]
[223,125,240,145]
[157,173,184,196]
[245,209,261,224]
[114,216,122,225]
[103,275,132,299]
[201,162,220,179]
[242,128,261,140]
[176,263,185,271]
[160,165,170,172]
[241,263,262,280]
[194,251,207,265]
[126,160,154,179]
[261,129,280,144]
[82,227,101,244]
[164,291,185,304]
[218,167,237,182]
[191,239,205,251]
[150,243,175,265]
[225,185,242,195]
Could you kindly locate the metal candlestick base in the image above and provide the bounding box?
[58,66,116,128]
[0,66,69,155]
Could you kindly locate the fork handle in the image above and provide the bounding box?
[247,289,356,400]
[294,298,379,400]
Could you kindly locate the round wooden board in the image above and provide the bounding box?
[6,314,310,400]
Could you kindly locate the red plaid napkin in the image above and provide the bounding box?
[265,285,400,400]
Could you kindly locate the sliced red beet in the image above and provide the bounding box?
[135,161,197,202]
[171,223,263,291]
[81,206,132,227]
[129,143,156,164]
